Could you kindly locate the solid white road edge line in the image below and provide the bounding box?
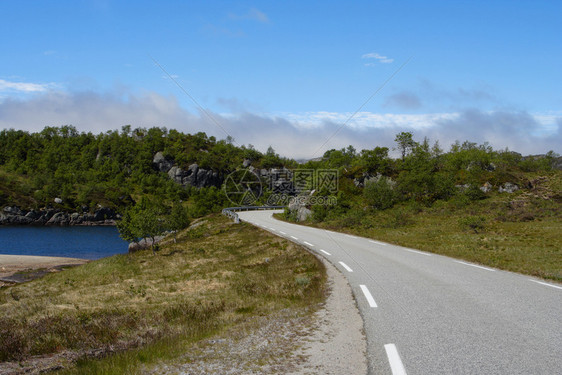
[369,240,387,246]
[359,285,377,308]
[320,249,331,256]
[454,260,495,272]
[338,261,353,272]
[529,279,562,290]
[384,344,407,375]
[303,241,314,247]
[404,248,432,256]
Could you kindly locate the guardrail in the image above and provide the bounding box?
[222,206,285,223]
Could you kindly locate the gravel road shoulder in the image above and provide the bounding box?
[287,256,367,375]
[143,255,367,374]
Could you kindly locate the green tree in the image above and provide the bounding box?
[356,147,391,174]
[117,200,166,254]
[262,146,282,168]
[394,132,417,160]
[167,202,190,242]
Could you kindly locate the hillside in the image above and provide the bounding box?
[1,127,560,281]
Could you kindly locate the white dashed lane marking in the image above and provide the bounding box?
[339,261,353,272]
[384,344,407,375]
[359,285,377,308]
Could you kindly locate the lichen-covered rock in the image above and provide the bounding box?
[153,151,174,173]
[499,182,519,193]
[480,182,493,193]
[47,212,69,225]
[165,161,223,188]
[128,235,165,253]
[297,206,312,222]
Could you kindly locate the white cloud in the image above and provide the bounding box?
[362,52,394,64]
[0,79,54,93]
[0,90,559,159]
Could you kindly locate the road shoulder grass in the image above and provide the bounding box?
[0,214,327,374]
[277,181,561,282]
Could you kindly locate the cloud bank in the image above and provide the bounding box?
[0,91,560,159]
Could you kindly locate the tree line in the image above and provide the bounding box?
[1,126,558,248]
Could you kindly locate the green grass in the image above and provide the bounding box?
[0,214,326,373]
[281,173,562,282]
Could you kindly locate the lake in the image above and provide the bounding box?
[0,226,128,260]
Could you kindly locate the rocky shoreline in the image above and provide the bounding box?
[0,206,119,226]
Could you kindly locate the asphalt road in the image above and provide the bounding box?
[237,210,562,375]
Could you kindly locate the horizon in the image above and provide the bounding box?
[1,1,561,159]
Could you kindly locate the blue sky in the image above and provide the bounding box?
[1,0,561,158]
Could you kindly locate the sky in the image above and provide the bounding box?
[1,0,561,158]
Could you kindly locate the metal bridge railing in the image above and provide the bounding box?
[222,206,285,223]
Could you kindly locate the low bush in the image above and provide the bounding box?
[458,216,487,233]
[364,177,397,210]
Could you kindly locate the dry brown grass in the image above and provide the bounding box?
[0,214,326,374]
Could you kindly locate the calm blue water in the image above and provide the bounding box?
[0,226,128,260]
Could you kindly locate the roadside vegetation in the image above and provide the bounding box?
[0,214,326,373]
[282,132,561,282]
[282,185,561,281]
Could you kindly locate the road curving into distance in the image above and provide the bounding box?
[237,209,562,375]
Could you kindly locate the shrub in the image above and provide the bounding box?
[311,204,328,222]
[458,216,487,233]
[464,184,487,201]
[364,177,397,210]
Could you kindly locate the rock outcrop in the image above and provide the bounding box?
[285,194,313,222]
[128,235,166,253]
[480,182,493,193]
[153,151,174,173]
[153,152,223,188]
[499,182,519,193]
[167,164,222,188]
[0,206,119,226]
